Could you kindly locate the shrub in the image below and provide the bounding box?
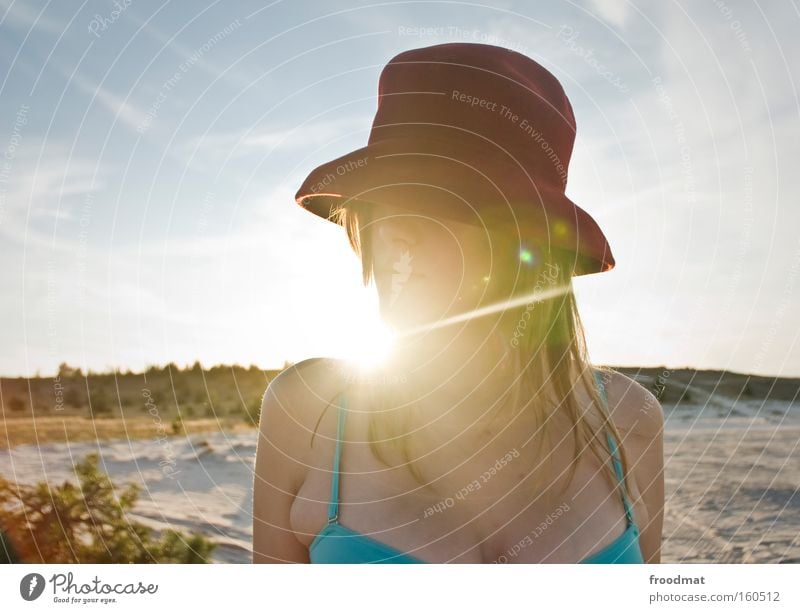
[0,453,215,563]
[245,397,262,425]
[64,387,82,408]
[89,389,112,416]
[7,396,26,412]
[0,528,20,562]
[171,415,184,435]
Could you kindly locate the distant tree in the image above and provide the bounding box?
[57,362,77,378]
[89,390,111,416]
[7,396,25,412]
[0,453,216,563]
[170,384,189,409]
[64,387,82,408]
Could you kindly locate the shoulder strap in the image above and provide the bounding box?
[326,392,347,525]
[593,369,608,406]
[593,370,635,525]
[605,430,636,525]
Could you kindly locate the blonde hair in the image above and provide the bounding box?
[311,199,634,510]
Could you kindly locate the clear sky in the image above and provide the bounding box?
[1,0,798,378]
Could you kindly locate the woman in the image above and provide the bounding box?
[253,43,664,563]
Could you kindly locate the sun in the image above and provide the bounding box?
[343,318,397,372]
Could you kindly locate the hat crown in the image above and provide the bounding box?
[293,43,616,276]
[368,43,576,188]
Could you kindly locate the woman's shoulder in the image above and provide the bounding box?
[263,357,347,417]
[595,368,665,547]
[260,357,350,437]
[268,357,345,389]
[597,367,665,441]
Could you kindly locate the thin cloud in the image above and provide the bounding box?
[0,0,65,36]
[67,70,150,133]
[170,115,370,178]
[124,8,254,90]
[587,0,632,29]
[0,140,108,247]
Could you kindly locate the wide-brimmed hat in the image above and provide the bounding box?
[294,42,615,276]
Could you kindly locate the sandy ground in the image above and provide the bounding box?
[0,431,256,563]
[1,398,798,563]
[0,415,254,449]
[661,400,799,563]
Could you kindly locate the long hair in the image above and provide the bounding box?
[311,198,634,510]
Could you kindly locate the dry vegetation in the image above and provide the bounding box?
[0,362,283,448]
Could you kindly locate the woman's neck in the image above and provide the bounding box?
[383,320,516,422]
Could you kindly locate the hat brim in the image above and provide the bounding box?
[294,137,615,276]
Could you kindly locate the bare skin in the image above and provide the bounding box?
[253,205,665,563]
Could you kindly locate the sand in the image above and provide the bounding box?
[1,397,798,563]
[662,399,799,563]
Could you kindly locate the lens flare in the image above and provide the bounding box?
[519,248,535,264]
[395,283,570,340]
[344,318,396,371]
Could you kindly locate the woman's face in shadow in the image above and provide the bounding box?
[366,203,497,331]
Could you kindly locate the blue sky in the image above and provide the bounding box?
[1,0,798,377]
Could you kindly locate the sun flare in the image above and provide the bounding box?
[343,318,397,371]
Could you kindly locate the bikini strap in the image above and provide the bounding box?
[593,370,635,526]
[326,392,347,525]
[605,430,636,525]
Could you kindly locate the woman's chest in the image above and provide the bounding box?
[290,420,637,563]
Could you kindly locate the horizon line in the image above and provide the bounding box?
[0,361,796,381]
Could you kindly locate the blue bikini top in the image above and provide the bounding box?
[309,369,644,563]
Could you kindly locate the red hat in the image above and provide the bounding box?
[294,42,615,276]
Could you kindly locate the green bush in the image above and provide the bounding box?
[0,452,215,563]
